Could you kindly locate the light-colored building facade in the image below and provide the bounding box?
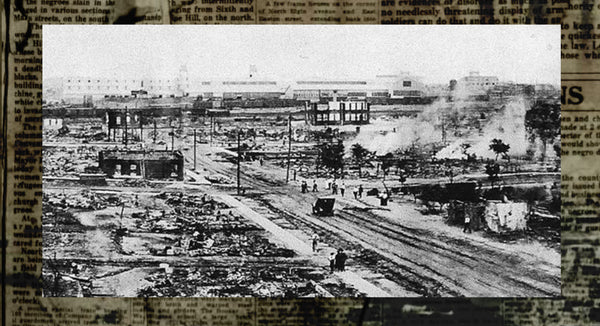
[458,71,499,92]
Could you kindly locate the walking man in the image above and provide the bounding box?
[312,180,318,192]
[311,233,320,252]
[358,185,363,198]
[340,182,346,197]
[353,186,359,199]
[335,249,348,271]
[463,216,472,233]
[329,252,336,273]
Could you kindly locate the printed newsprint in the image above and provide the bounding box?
[0,0,598,324]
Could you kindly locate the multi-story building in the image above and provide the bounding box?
[293,74,424,101]
[309,97,370,126]
[375,74,424,99]
[458,71,499,91]
[45,69,425,104]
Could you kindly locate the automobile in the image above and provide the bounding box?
[312,197,335,216]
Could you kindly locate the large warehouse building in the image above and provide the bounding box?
[45,69,430,104]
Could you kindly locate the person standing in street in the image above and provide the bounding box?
[340,182,346,197]
[329,252,336,273]
[335,248,348,271]
[353,186,359,199]
[463,216,472,233]
[313,180,318,192]
[358,185,364,198]
[311,233,320,252]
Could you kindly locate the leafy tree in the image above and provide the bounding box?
[316,140,345,177]
[525,102,561,161]
[489,139,510,161]
[380,153,395,180]
[350,143,371,178]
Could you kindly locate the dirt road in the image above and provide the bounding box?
[189,145,560,297]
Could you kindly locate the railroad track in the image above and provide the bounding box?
[184,146,560,297]
[334,209,559,296]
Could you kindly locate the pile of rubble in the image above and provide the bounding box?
[134,192,295,258]
[43,146,101,178]
[138,267,331,297]
[44,191,106,210]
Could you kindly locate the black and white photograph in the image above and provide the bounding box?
[42,25,561,297]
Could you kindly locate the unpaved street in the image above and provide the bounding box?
[184,144,560,297]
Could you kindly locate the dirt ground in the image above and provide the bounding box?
[43,114,560,297]
[176,142,561,297]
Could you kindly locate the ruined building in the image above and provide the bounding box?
[99,150,184,180]
[309,98,370,126]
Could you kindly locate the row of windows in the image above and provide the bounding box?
[393,90,421,96]
[67,85,189,91]
[315,113,366,121]
[467,82,496,86]
[66,79,185,83]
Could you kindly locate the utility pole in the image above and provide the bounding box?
[237,130,241,195]
[441,115,447,145]
[153,119,157,144]
[140,112,143,142]
[171,127,174,152]
[286,114,292,183]
[193,128,197,170]
[339,139,344,179]
[210,116,214,147]
[124,107,128,146]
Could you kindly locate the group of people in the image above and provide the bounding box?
[300,179,367,201]
[327,179,365,200]
[329,249,348,272]
[311,234,348,272]
[328,180,345,196]
[301,180,320,193]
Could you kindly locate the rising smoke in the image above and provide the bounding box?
[350,96,537,160]
[436,97,533,160]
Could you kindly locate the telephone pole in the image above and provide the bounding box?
[171,127,174,152]
[286,114,292,183]
[237,130,241,195]
[124,107,128,146]
[210,116,214,146]
[153,119,157,144]
[193,128,197,170]
[139,112,143,142]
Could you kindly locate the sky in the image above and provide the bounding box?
[43,25,560,85]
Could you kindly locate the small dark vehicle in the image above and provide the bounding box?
[313,197,335,216]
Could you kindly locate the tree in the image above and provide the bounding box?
[350,143,371,178]
[489,139,510,161]
[316,140,345,177]
[525,102,561,161]
[380,153,395,180]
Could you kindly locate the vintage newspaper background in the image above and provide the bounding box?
[1,0,598,324]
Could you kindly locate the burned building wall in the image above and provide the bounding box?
[309,101,370,126]
[99,150,184,180]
